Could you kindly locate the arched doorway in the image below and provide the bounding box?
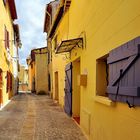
[0,69,3,107]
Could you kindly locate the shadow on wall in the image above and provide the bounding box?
[37,90,49,95]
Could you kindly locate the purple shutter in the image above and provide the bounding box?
[107,36,140,106]
[64,63,72,116]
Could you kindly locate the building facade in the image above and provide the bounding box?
[0,0,20,107]
[44,0,68,105]
[27,47,49,94]
[18,65,28,92]
[44,0,140,140]
[13,24,21,95]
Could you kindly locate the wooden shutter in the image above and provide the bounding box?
[64,63,72,116]
[4,28,9,49]
[6,71,12,93]
[0,69,2,88]
[9,73,12,91]
[0,69,3,106]
[107,36,140,106]
[4,27,7,49]
[6,71,9,93]
[7,31,9,48]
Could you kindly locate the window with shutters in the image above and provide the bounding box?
[107,36,140,107]
[96,54,109,97]
[6,72,12,93]
[6,72,9,93]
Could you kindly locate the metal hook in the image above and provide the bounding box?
[126,100,135,108]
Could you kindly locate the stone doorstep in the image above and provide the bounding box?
[22,123,34,128]
[20,127,34,134]
[19,134,34,140]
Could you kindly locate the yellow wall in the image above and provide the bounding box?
[31,61,35,92]
[35,48,48,94]
[28,63,32,90]
[72,58,80,117]
[0,1,15,105]
[50,0,140,140]
[51,36,69,105]
[27,59,35,92]
[19,66,25,83]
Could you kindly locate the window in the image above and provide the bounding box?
[96,54,109,97]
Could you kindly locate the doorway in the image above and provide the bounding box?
[72,58,81,124]
[55,71,59,101]
[0,69,3,107]
[64,63,72,116]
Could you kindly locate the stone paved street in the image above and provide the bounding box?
[0,93,86,140]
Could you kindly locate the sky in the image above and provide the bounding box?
[15,0,51,66]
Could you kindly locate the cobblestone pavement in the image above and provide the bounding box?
[0,93,86,140]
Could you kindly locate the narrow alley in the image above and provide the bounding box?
[1,0,140,140]
[0,93,86,140]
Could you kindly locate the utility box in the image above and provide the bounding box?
[78,74,87,86]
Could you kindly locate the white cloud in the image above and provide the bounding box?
[15,0,51,66]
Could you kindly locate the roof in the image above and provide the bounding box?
[30,47,48,61]
[43,0,60,33]
[47,0,72,38]
[48,5,64,38]
[8,0,17,20]
[43,3,52,32]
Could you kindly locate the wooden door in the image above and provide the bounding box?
[64,63,72,116]
[0,69,3,106]
[55,72,59,100]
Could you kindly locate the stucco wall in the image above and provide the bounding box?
[35,51,48,94]
[0,1,15,105]
[51,0,140,140]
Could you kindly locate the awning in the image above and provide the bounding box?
[55,38,83,54]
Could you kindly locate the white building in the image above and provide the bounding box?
[13,24,21,95]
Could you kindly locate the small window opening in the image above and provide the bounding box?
[96,54,109,97]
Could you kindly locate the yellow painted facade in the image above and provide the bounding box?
[27,56,35,92]
[19,65,25,84]
[0,0,18,106]
[44,0,140,140]
[18,65,28,84]
[51,39,69,105]
[18,65,28,92]
[27,47,49,94]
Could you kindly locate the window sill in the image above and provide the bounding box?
[94,96,115,106]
